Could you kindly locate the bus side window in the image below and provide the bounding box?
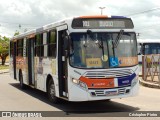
[35,33,44,57]
[48,30,56,57]
[17,39,23,57]
[43,33,48,57]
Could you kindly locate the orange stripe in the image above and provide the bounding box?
[78,15,108,19]
[79,76,114,89]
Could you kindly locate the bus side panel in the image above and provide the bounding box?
[22,38,29,85]
[16,56,25,81]
[34,57,59,97]
[13,42,17,79]
[9,41,14,79]
[35,57,48,91]
[9,57,14,79]
[22,57,29,85]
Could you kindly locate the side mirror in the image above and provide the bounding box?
[64,36,69,50]
[63,36,70,57]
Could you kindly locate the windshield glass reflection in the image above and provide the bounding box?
[70,32,137,68]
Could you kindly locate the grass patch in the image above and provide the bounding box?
[0,65,9,70]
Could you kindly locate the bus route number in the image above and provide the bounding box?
[99,21,113,27]
[83,21,90,27]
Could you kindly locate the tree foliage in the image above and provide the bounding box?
[0,35,10,65]
[14,30,20,36]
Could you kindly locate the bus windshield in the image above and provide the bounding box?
[70,32,138,69]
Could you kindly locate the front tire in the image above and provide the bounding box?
[47,79,59,104]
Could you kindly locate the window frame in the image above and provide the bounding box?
[17,39,23,57]
[47,29,57,58]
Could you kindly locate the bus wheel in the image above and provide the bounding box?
[47,79,59,104]
[19,72,26,89]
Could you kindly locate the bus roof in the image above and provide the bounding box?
[77,15,127,19]
[10,15,130,41]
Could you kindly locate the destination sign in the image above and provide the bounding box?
[72,18,134,29]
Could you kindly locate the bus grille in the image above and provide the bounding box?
[118,88,126,94]
[95,90,105,96]
[84,69,133,79]
[91,88,128,97]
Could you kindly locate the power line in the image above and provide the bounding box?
[0,20,41,27]
[126,7,160,17]
[139,34,160,39]
[135,24,160,31]
[0,21,37,26]
[125,7,160,39]
[138,30,160,38]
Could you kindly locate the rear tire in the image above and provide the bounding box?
[47,79,59,104]
[19,71,26,89]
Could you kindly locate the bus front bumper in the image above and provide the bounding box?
[68,80,139,102]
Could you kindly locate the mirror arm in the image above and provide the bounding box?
[65,50,68,57]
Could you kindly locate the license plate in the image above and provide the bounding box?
[105,90,118,96]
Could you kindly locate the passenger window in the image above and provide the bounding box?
[48,30,57,57]
[35,33,44,57]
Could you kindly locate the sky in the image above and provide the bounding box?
[0,0,160,40]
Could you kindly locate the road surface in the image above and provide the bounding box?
[0,73,160,119]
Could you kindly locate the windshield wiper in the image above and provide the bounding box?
[100,37,105,60]
[95,37,105,59]
[83,29,94,48]
[112,30,124,61]
[112,40,116,60]
[113,29,124,48]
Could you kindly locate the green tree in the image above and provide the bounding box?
[14,30,20,36]
[0,36,10,65]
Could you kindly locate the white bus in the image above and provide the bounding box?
[10,15,139,103]
[138,39,160,75]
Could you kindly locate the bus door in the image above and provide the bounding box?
[57,25,68,98]
[13,42,17,79]
[27,38,35,85]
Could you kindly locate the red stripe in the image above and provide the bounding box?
[79,76,114,89]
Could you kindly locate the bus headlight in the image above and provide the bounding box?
[72,78,87,90]
[72,78,79,84]
[131,75,139,87]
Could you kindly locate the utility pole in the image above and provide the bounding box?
[19,24,21,29]
[137,33,140,39]
[99,7,106,15]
